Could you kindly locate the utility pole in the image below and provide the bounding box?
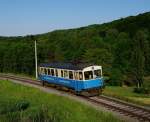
[35,40,38,79]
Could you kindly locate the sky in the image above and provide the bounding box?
[0,0,150,36]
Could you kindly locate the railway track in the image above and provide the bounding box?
[85,96,150,122]
[0,74,41,85]
[0,74,150,122]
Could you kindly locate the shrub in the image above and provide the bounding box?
[133,87,150,94]
[15,100,30,111]
[108,69,123,86]
[0,100,29,115]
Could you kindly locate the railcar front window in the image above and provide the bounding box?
[94,70,101,78]
[84,71,93,80]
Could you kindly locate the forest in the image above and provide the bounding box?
[0,12,150,88]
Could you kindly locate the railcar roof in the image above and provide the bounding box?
[39,62,95,70]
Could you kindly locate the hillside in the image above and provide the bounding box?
[0,12,150,86]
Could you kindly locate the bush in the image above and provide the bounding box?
[0,100,29,115]
[15,100,30,111]
[108,69,123,86]
[133,87,150,94]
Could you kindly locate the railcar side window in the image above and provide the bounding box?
[64,70,68,78]
[55,69,58,77]
[42,68,44,74]
[44,68,47,75]
[40,68,43,74]
[74,72,78,80]
[94,70,101,78]
[69,71,73,79]
[51,69,54,76]
[84,71,93,80]
[61,70,64,77]
[48,69,51,75]
[79,72,83,80]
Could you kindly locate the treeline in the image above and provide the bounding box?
[0,12,150,86]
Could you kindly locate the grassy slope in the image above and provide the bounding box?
[103,86,150,107]
[0,80,123,122]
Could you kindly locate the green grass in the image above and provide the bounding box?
[0,80,123,122]
[144,76,150,88]
[103,86,150,107]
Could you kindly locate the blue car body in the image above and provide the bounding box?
[39,74,103,92]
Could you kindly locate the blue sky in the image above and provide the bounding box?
[0,0,150,36]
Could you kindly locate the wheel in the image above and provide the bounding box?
[75,91,80,96]
[98,89,102,95]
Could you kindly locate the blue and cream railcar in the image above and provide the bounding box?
[38,63,104,94]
